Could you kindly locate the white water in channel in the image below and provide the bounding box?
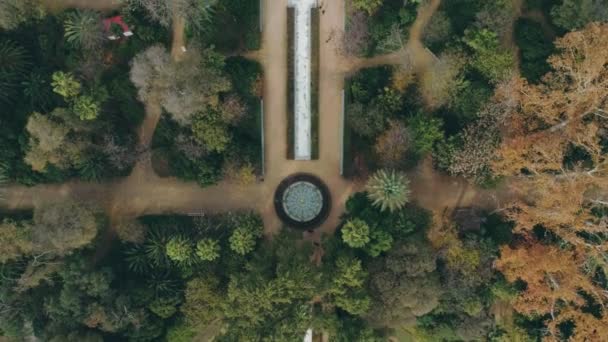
[288,0,318,160]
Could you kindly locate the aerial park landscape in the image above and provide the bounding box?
[0,0,607,340]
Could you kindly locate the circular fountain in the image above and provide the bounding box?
[274,173,330,229]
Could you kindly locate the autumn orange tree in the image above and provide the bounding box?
[490,23,608,340]
[497,243,608,340]
[493,22,608,177]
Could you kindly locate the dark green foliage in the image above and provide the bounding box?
[515,19,553,83]
[77,152,106,182]
[440,0,484,35]
[449,80,493,124]
[0,159,8,184]
[21,70,55,111]
[349,67,392,105]
[463,28,515,83]
[408,113,445,155]
[0,39,30,103]
[149,57,262,187]
[344,192,431,243]
[551,0,608,31]
[366,237,442,327]
[365,0,420,55]
[202,0,261,52]
[220,233,319,339]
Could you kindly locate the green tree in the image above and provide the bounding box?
[229,227,258,255]
[327,256,371,315]
[181,277,224,326]
[551,0,608,31]
[366,239,442,327]
[341,218,371,248]
[0,40,30,103]
[21,71,54,110]
[51,71,81,99]
[0,0,44,30]
[165,236,194,263]
[0,219,34,262]
[191,109,231,153]
[365,229,393,257]
[408,113,444,155]
[0,159,9,184]
[351,0,384,15]
[166,320,197,342]
[148,296,181,318]
[228,213,263,255]
[72,95,100,120]
[63,10,103,51]
[515,19,553,83]
[195,238,220,261]
[221,232,319,340]
[463,28,515,83]
[366,170,410,213]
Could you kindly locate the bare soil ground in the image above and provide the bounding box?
[170,16,186,61]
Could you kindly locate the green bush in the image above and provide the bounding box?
[515,19,553,83]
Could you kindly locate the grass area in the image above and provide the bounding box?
[286,7,320,160]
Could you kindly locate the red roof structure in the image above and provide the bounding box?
[103,16,133,40]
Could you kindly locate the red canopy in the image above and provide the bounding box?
[103,16,132,39]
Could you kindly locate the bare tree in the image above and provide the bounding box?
[31,201,100,256]
[420,52,466,108]
[130,45,231,125]
[374,120,410,168]
[341,10,370,56]
[127,0,217,31]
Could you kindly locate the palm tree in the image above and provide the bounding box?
[63,10,103,51]
[366,169,410,212]
[0,160,8,185]
[21,71,54,111]
[0,39,29,103]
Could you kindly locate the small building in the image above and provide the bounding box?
[103,16,133,40]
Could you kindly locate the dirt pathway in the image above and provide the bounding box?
[407,158,513,213]
[346,48,408,73]
[170,16,186,62]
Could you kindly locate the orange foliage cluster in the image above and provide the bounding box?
[497,244,608,340]
[491,23,608,341]
[493,23,608,177]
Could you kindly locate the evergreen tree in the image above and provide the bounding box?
[195,238,220,261]
[341,218,371,248]
[63,10,103,51]
[0,40,29,103]
[365,170,410,212]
